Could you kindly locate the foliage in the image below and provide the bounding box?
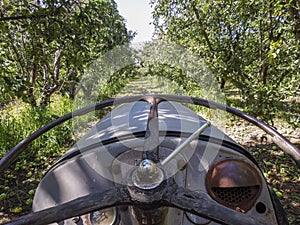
[0,0,133,106]
[0,94,74,217]
[151,0,300,122]
[78,40,224,105]
[0,95,73,159]
[87,41,226,124]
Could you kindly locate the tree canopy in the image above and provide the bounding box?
[0,0,133,106]
[151,0,300,120]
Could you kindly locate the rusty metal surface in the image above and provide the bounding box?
[207,159,261,188]
[206,159,262,212]
[4,181,273,225]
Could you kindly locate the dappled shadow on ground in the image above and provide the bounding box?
[225,119,300,225]
[246,143,300,225]
[0,154,60,223]
[224,87,300,128]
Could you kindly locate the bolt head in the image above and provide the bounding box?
[137,159,157,179]
[132,159,164,189]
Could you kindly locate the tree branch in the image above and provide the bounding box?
[53,49,62,86]
[0,14,47,21]
[286,0,300,43]
[0,5,62,21]
[191,4,215,55]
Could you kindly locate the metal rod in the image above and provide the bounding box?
[161,121,211,166]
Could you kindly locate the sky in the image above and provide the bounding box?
[114,0,154,43]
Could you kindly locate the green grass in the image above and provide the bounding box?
[0,95,74,218]
[0,95,73,158]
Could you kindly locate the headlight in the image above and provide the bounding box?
[82,208,117,225]
[206,159,262,212]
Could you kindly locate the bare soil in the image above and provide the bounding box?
[224,119,300,225]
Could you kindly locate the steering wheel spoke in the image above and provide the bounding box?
[166,186,272,225]
[4,186,131,225]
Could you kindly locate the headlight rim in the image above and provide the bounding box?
[206,158,263,212]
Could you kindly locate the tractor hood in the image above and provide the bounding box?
[33,100,241,212]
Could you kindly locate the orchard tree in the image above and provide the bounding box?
[0,0,133,106]
[151,0,299,120]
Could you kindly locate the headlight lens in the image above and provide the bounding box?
[88,208,117,225]
[206,159,262,212]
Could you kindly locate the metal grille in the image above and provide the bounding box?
[212,185,259,206]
